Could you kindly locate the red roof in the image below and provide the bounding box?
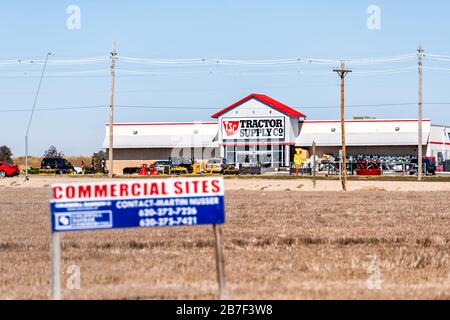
[211,93,306,118]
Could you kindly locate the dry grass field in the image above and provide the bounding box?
[12,156,91,168]
[1,184,450,300]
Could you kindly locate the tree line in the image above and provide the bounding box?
[0,145,106,171]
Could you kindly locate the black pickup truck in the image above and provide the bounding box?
[41,157,75,174]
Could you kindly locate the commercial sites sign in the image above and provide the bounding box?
[49,177,227,300]
[221,117,285,140]
[50,177,225,232]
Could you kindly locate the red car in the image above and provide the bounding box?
[0,161,20,177]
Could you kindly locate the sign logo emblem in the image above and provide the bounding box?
[223,120,239,137]
[58,215,70,226]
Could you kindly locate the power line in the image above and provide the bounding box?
[0,56,109,66]
[0,105,106,112]
[3,52,450,70]
[0,52,423,67]
[0,82,405,95]
[1,102,449,113]
[426,54,450,62]
[344,54,417,65]
[424,66,450,73]
[115,67,417,77]
[0,67,420,78]
[351,67,416,75]
[0,69,109,78]
[116,53,417,66]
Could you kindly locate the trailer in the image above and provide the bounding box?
[356,159,382,176]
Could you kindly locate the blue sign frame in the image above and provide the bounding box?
[51,196,224,232]
[50,178,225,232]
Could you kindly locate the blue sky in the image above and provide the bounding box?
[1,1,450,156]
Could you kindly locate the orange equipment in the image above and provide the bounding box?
[138,163,159,176]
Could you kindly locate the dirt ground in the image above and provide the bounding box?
[1,177,450,299]
[2,175,450,192]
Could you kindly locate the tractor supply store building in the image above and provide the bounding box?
[103,94,450,175]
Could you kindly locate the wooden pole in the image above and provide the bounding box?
[312,141,316,189]
[108,41,117,178]
[340,63,347,191]
[212,224,227,299]
[418,47,424,181]
[333,62,352,191]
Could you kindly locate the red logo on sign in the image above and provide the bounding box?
[223,120,240,136]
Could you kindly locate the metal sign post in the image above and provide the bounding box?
[51,232,61,300]
[49,177,226,300]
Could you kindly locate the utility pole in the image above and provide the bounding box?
[333,62,352,191]
[312,141,316,189]
[108,41,117,178]
[25,52,54,181]
[417,46,424,181]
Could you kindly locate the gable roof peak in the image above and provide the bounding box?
[211,93,306,118]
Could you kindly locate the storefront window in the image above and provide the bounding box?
[224,142,285,167]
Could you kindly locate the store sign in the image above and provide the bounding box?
[222,117,285,140]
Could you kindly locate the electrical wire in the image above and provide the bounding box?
[0,67,418,78]
[114,67,416,77]
[426,54,450,62]
[0,105,106,112]
[424,67,450,73]
[0,56,109,66]
[0,52,448,68]
[351,67,417,75]
[116,53,417,66]
[344,54,417,66]
[1,102,449,113]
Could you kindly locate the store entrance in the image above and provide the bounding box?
[225,144,285,168]
[236,148,271,165]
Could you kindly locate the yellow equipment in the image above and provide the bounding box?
[39,168,56,175]
[223,166,239,175]
[158,165,187,175]
[192,163,202,174]
[169,166,188,175]
[160,165,171,175]
[293,148,308,167]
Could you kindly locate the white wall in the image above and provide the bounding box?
[428,125,450,163]
[296,119,431,146]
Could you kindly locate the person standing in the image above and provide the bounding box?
[139,164,149,175]
[91,158,95,173]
